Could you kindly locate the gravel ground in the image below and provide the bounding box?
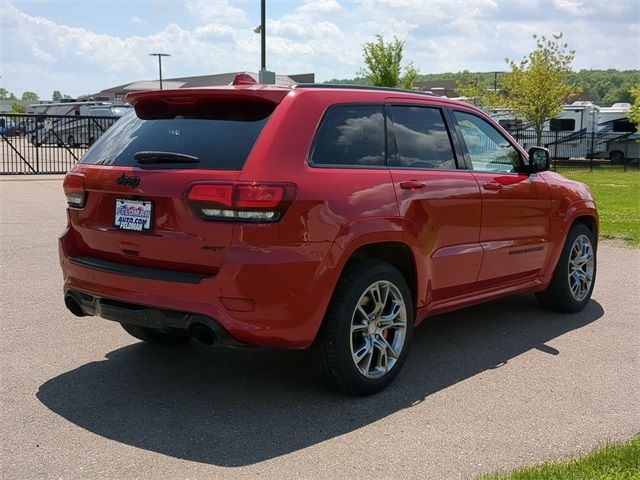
[1,176,638,480]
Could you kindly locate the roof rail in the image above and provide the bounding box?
[294,83,438,96]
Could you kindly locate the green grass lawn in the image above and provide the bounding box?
[480,436,640,480]
[558,169,640,247]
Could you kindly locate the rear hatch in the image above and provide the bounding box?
[63,87,289,274]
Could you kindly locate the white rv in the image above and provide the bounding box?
[489,102,637,161]
[595,103,638,162]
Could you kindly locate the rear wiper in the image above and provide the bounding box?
[134,151,200,164]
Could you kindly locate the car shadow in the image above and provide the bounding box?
[37,294,603,467]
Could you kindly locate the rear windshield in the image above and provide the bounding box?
[80,108,271,170]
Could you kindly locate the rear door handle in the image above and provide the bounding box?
[400,180,426,190]
[483,182,503,191]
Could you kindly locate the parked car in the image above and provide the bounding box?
[86,105,132,117]
[0,116,17,136]
[60,83,599,395]
[42,117,100,147]
[30,104,130,146]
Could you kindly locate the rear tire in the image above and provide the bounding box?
[536,223,596,313]
[313,260,414,396]
[120,323,191,345]
[609,151,624,164]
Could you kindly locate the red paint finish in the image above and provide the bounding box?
[391,169,482,303]
[472,171,552,283]
[59,85,598,348]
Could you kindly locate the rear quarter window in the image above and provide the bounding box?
[310,105,385,167]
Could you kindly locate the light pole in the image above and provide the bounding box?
[260,0,266,71]
[491,71,503,92]
[253,1,274,84]
[149,53,170,90]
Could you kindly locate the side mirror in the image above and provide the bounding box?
[528,147,551,173]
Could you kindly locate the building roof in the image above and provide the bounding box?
[414,80,458,96]
[124,80,186,91]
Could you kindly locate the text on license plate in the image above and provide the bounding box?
[115,199,153,232]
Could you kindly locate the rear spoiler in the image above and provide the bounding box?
[127,87,291,119]
[127,86,290,107]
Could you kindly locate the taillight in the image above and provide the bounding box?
[186,182,296,222]
[187,184,234,207]
[63,172,86,208]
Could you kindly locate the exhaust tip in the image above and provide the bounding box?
[64,295,86,317]
[190,324,216,346]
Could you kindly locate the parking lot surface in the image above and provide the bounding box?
[1,177,639,479]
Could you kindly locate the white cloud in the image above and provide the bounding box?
[194,23,235,41]
[0,2,252,97]
[130,16,147,25]
[553,0,593,15]
[185,0,246,23]
[270,13,342,39]
[297,0,342,14]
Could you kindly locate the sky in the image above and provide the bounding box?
[0,0,638,100]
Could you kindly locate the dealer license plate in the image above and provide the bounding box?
[115,199,153,232]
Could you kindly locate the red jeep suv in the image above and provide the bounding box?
[60,83,598,395]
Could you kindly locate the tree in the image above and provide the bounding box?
[456,71,504,109]
[327,70,640,105]
[11,102,26,113]
[360,35,418,89]
[501,33,579,145]
[21,91,39,102]
[52,90,72,101]
[0,88,17,100]
[628,85,640,129]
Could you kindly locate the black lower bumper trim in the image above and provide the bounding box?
[69,255,212,284]
[64,289,244,347]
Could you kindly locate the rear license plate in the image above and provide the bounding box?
[115,199,153,232]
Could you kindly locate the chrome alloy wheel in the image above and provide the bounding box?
[349,281,407,379]
[568,234,595,302]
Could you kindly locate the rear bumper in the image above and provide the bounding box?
[64,288,243,346]
[59,228,338,348]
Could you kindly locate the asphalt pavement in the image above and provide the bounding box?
[1,176,638,479]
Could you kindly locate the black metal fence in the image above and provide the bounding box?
[1,113,118,174]
[1,113,638,174]
[510,129,640,171]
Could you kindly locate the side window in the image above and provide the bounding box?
[550,118,575,131]
[388,106,457,169]
[453,111,523,173]
[310,105,385,167]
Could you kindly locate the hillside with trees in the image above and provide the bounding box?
[326,69,639,106]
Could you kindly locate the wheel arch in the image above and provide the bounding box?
[609,149,624,160]
[328,217,421,316]
[345,241,418,311]
[541,206,599,289]
[572,214,598,246]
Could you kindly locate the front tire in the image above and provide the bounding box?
[314,260,414,395]
[120,323,191,345]
[536,223,596,313]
